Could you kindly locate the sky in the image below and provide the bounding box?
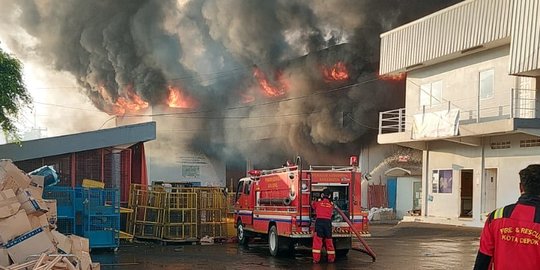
[0,42,113,142]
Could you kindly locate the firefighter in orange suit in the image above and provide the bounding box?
[474,164,540,269]
[312,188,336,263]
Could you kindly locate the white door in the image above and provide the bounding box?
[482,169,497,216]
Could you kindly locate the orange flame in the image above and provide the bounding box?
[253,68,288,97]
[98,84,149,115]
[167,86,198,109]
[378,72,406,81]
[113,90,149,115]
[322,62,349,81]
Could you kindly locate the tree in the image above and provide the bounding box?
[0,47,31,140]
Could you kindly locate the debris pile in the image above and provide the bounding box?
[0,160,100,270]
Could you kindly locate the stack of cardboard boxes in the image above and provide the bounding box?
[0,160,100,270]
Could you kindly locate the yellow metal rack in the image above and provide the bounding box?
[127,184,235,243]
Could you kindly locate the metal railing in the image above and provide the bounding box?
[379,108,406,134]
[378,88,538,135]
[511,88,537,119]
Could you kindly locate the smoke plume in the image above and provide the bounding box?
[0,0,460,167]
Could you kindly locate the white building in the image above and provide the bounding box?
[378,0,540,227]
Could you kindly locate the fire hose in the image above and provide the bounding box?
[258,198,292,205]
[334,205,377,262]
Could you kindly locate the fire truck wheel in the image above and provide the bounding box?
[237,222,249,246]
[268,225,280,256]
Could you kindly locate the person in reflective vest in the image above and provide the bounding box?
[474,164,540,269]
[312,188,335,263]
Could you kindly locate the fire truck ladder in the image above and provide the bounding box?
[334,206,376,262]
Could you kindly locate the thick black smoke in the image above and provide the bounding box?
[0,0,461,166]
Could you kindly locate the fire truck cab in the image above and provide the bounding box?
[234,157,369,256]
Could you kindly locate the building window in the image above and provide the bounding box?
[490,141,511,149]
[479,69,494,99]
[420,80,443,107]
[432,169,453,194]
[520,139,540,147]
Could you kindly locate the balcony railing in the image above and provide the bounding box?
[379,108,406,134]
[511,88,537,118]
[379,88,538,135]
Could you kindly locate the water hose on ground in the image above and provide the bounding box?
[334,205,377,262]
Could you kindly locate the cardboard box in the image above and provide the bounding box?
[0,210,32,244]
[0,246,10,267]
[76,251,92,270]
[30,175,45,188]
[91,262,101,270]
[0,189,21,218]
[16,188,48,216]
[52,230,71,254]
[43,199,57,225]
[69,235,90,254]
[26,185,43,199]
[29,213,49,229]
[5,227,56,264]
[0,160,31,192]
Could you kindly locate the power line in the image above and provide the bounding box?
[33,101,103,113]
[345,114,378,130]
[27,77,381,128]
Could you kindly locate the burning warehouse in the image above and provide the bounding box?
[114,43,406,187]
[0,0,458,187]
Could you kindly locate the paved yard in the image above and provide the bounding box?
[91,222,482,269]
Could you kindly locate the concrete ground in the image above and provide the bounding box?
[91,222,482,269]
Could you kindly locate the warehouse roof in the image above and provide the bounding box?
[0,121,156,161]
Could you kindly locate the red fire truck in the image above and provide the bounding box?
[234,156,369,257]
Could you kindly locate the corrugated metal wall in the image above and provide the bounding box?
[509,0,540,75]
[380,0,513,74]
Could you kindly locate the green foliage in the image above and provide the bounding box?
[0,48,31,138]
